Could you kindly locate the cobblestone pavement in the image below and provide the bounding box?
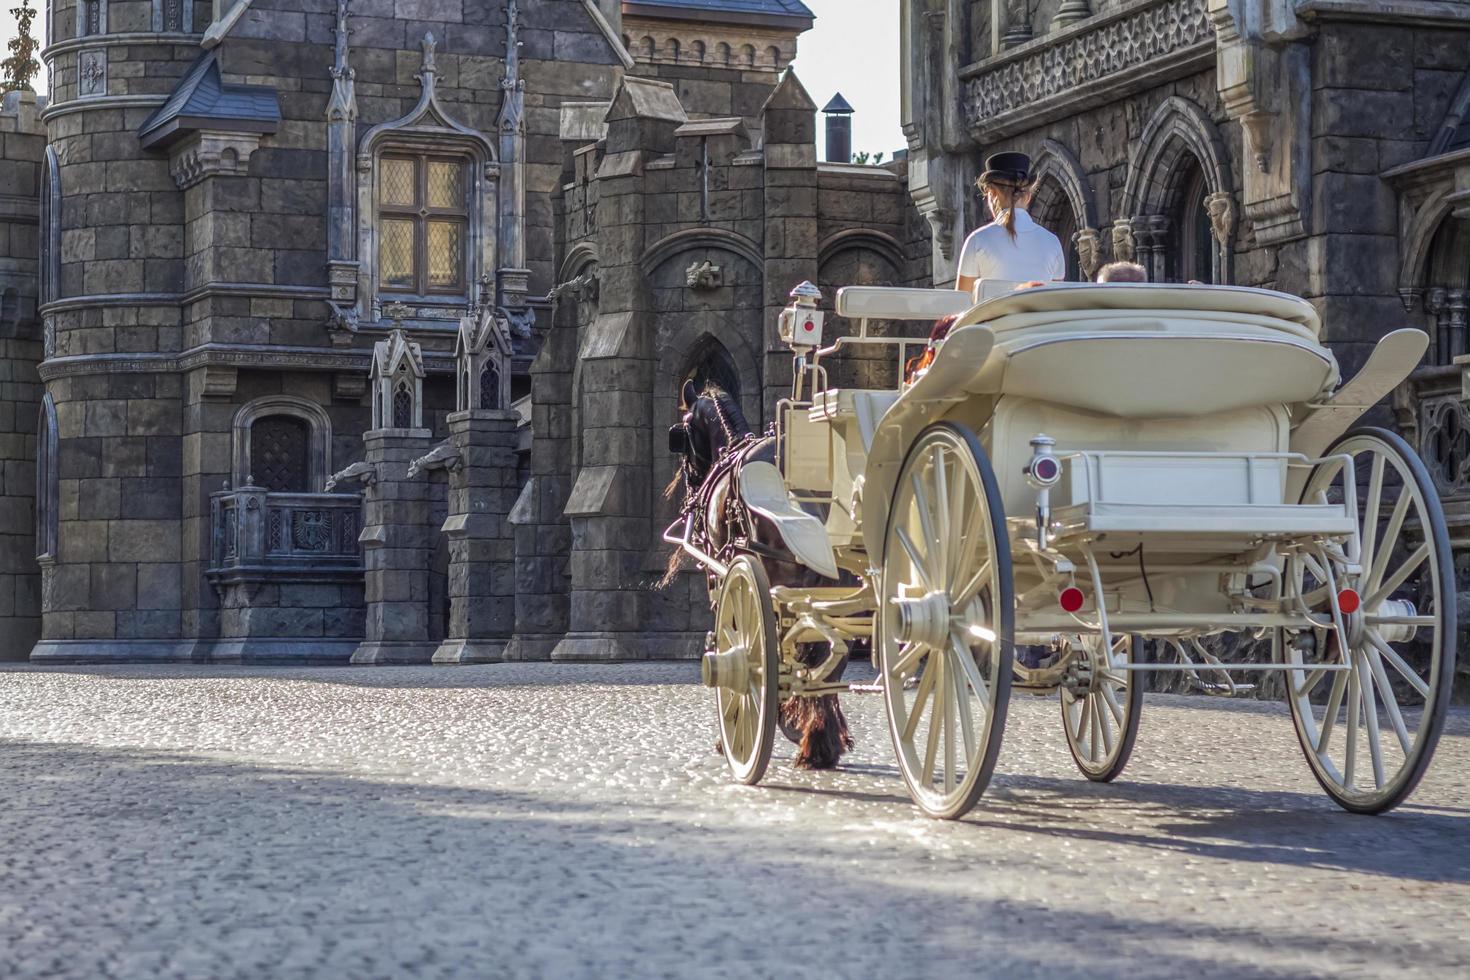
[2,663,1469,979]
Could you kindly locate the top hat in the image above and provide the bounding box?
[980,151,1033,185]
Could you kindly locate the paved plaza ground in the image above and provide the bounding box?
[1,662,1468,979]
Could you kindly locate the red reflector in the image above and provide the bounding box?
[1059,587,1085,613]
[1337,589,1361,614]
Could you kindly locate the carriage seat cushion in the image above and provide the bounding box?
[738,462,839,579]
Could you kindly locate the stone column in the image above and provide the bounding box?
[351,427,437,664]
[433,409,520,663]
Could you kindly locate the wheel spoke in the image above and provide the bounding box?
[951,654,978,760]
[951,559,993,606]
[1344,667,1361,789]
[1076,695,1092,755]
[1359,453,1385,573]
[895,526,934,592]
[1365,631,1432,699]
[942,656,957,794]
[1294,666,1328,699]
[950,633,991,706]
[902,659,938,743]
[1364,543,1428,611]
[932,446,950,589]
[1358,650,1386,789]
[1095,694,1114,756]
[1365,648,1413,756]
[947,478,974,590]
[911,471,941,572]
[921,656,944,786]
[1366,491,1412,593]
[1100,682,1125,728]
[1316,669,1348,755]
[890,641,928,679]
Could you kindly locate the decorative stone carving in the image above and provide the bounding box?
[1205,191,1236,247]
[370,329,425,430]
[962,0,1212,140]
[923,207,955,261]
[324,460,377,492]
[498,0,531,311]
[456,305,512,412]
[1074,227,1103,279]
[167,132,264,189]
[324,300,359,348]
[78,49,106,97]
[407,441,463,480]
[325,0,359,305]
[684,260,723,290]
[1110,222,1136,263]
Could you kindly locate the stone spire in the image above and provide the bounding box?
[497,0,531,317]
[325,0,358,305]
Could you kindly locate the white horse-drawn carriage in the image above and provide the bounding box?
[668,279,1454,820]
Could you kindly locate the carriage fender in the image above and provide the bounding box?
[860,326,997,560]
[739,461,840,579]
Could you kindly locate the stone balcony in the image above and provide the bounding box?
[206,487,365,663]
[961,0,1215,141]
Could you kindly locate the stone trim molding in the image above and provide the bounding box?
[621,23,795,73]
[168,131,265,188]
[39,94,167,123]
[960,0,1214,142]
[232,395,334,490]
[816,228,906,274]
[40,283,331,317]
[43,31,202,61]
[37,343,458,381]
[640,227,763,276]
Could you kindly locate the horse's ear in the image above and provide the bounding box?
[680,379,698,410]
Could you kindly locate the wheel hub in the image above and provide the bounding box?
[1374,598,1420,643]
[892,590,953,650]
[702,644,751,692]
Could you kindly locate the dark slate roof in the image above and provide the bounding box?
[622,0,815,29]
[138,51,281,149]
[822,92,853,114]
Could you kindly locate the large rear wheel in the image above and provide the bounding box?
[1279,427,1455,814]
[878,423,1014,820]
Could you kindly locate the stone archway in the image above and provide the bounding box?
[1030,138,1101,280]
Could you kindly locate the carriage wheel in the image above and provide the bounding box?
[878,423,1014,820]
[709,556,780,785]
[1279,427,1456,814]
[1060,634,1144,782]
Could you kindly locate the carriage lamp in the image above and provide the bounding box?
[779,280,825,351]
[1026,434,1061,548]
[1058,586,1086,613]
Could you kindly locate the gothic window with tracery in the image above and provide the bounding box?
[378,153,469,297]
[250,415,310,492]
[479,361,500,410]
[393,379,413,428]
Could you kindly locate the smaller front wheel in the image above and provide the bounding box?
[709,556,780,785]
[1061,634,1144,782]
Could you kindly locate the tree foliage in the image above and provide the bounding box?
[851,151,886,166]
[2,1,41,95]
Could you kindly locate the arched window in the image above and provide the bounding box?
[40,147,59,309]
[765,45,781,68]
[36,394,58,560]
[1032,176,1081,282]
[479,361,501,410]
[690,40,706,63]
[666,38,681,63]
[393,375,413,428]
[639,36,655,60]
[250,415,311,492]
[684,342,741,404]
[1173,164,1214,284]
[716,42,732,66]
[378,153,471,298]
[740,44,756,67]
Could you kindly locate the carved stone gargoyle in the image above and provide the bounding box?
[407,441,463,480]
[685,260,723,290]
[324,300,360,348]
[324,460,378,492]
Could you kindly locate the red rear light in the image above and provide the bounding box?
[1337,588,1361,614]
[1059,587,1085,613]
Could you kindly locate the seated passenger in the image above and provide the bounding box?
[1096,261,1148,283]
[956,152,1066,298]
[903,314,959,383]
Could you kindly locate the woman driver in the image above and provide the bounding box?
[955,152,1065,297]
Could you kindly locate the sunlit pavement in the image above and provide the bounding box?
[1,662,1467,979]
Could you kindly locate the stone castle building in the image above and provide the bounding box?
[4,0,1468,665]
[0,0,926,662]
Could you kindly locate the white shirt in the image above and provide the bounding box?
[957,208,1066,285]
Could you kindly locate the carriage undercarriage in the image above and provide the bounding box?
[669,282,1454,820]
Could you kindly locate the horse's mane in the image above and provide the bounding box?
[698,383,751,441]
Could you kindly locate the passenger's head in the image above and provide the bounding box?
[977,152,1036,239]
[1096,262,1148,283]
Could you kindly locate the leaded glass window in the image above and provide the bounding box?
[250,415,310,492]
[393,380,413,428]
[378,153,469,297]
[479,361,499,410]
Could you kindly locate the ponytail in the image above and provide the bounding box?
[981,177,1034,241]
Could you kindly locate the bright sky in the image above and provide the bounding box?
[1,1,904,156]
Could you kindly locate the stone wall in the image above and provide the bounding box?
[0,91,45,660]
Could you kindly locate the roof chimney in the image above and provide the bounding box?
[822,92,853,164]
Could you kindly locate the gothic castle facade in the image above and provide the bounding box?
[0,0,927,662]
[2,0,1467,664]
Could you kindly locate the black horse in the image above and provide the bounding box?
[667,379,852,770]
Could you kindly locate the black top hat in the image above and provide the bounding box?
[980,151,1032,185]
